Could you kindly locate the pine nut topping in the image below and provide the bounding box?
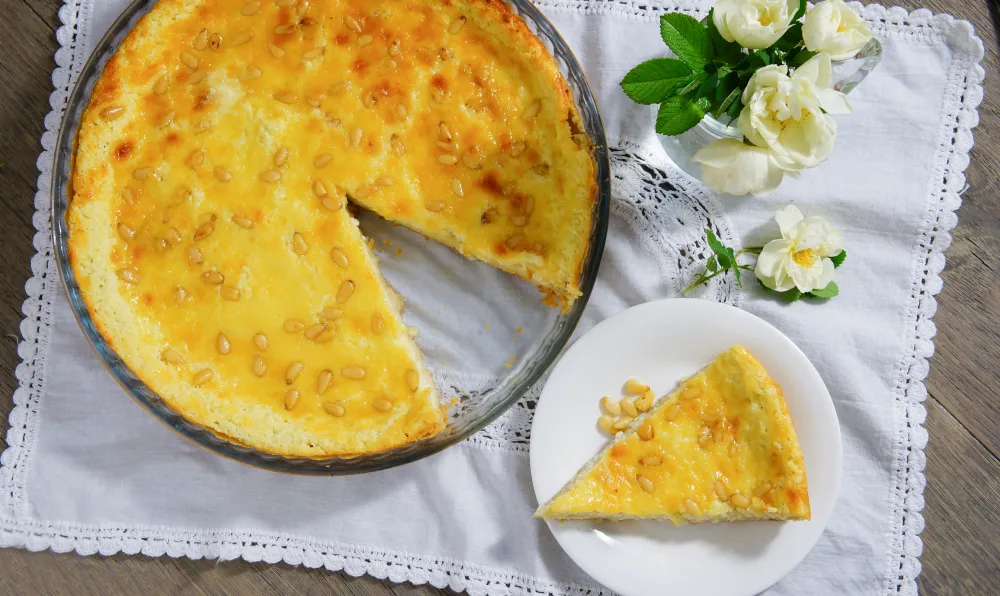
[267,43,285,57]
[241,2,260,15]
[274,24,295,35]
[273,91,297,104]
[234,29,255,45]
[370,313,385,334]
[317,370,333,394]
[637,474,654,494]
[208,32,223,50]
[641,455,662,466]
[285,361,304,384]
[154,76,169,95]
[193,29,209,50]
[194,221,215,241]
[253,333,269,351]
[303,47,325,60]
[240,66,263,80]
[620,397,638,418]
[664,402,681,421]
[637,420,655,441]
[684,499,702,517]
[322,197,344,211]
[323,402,346,417]
[260,169,281,183]
[681,385,702,400]
[448,16,466,34]
[117,223,136,242]
[754,482,772,497]
[505,234,525,249]
[216,332,231,355]
[174,286,189,303]
[314,154,332,168]
[100,106,124,120]
[192,369,214,386]
[350,127,363,149]
[180,51,199,69]
[341,366,366,379]
[132,167,151,181]
[714,479,730,501]
[405,369,419,392]
[252,355,267,377]
[612,417,631,431]
[729,493,750,509]
[345,15,362,32]
[357,34,373,46]
[322,307,345,320]
[214,166,232,182]
[220,286,241,301]
[373,399,393,412]
[304,323,326,340]
[636,390,655,412]
[510,215,528,227]
[336,279,355,303]
[231,213,254,229]
[601,396,621,416]
[426,200,446,213]
[625,378,649,394]
[188,70,208,84]
[312,179,328,196]
[291,232,308,255]
[598,415,615,434]
[161,348,184,364]
[283,388,300,410]
[284,318,304,333]
[438,154,458,165]
[522,99,542,119]
[201,270,224,285]
[273,146,289,167]
[450,178,464,197]
[376,176,394,186]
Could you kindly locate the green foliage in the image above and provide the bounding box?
[659,13,713,69]
[619,58,695,104]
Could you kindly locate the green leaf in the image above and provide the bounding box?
[726,94,743,120]
[695,72,718,99]
[619,58,696,105]
[706,8,744,64]
[792,0,807,21]
[660,13,712,69]
[728,248,742,287]
[713,85,741,119]
[655,95,710,136]
[831,250,847,268]
[749,50,771,68]
[808,281,839,299]
[789,48,817,68]
[757,279,803,302]
[676,72,705,96]
[705,228,726,254]
[772,22,803,51]
[706,255,718,272]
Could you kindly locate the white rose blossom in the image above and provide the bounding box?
[754,205,844,293]
[803,0,873,61]
[712,0,798,49]
[692,139,787,196]
[738,53,852,171]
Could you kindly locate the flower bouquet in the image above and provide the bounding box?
[621,0,875,196]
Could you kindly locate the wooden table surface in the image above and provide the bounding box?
[1,0,997,594]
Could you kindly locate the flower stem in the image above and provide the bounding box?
[682,269,727,294]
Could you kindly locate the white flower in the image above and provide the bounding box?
[737,53,852,171]
[712,0,798,49]
[803,0,873,61]
[754,205,844,293]
[692,139,787,196]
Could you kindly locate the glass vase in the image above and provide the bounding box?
[659,38,883,180]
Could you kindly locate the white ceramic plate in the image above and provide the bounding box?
[530,299,841,596]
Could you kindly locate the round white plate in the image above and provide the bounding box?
[530,299,842,596]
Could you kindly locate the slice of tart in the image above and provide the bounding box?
[535,346,810,523]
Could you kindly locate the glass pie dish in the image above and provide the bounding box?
[51,0,611,474]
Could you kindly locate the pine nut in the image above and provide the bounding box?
[214,166,231,182]
[216,332,231,355]
[754,483,772,497]
[241,66,262,80]
[208,32,223,50]
[714,479,730,501]
[201,270,224,285]
[323,402,346,417]
[729,493,750,509]
[273,24,295,35]
[438,154,458,165]
[253,333,269,350]
[232,213,254,229]
[353,184,377,199]
[612,417,631,431]
[284,318,304,333]
[345,15,362,32]
[193,222,214,241]
[252,355,267,376]
[241,2,260,15]
[284,388,300,410]
[510,215,528,227]
[312,179,328,196]
[698,426,712,448]
[304,323,326,340]
[664,402,681,421]
[681,385,702,400]
[404,368,419,392]
[100,106,124,120]
[637,474,654,494]
[598,415,615,434]
[321,307,345,321]
[601,396,621,416]
[302,47,324,60]
[712,423,725,444]
[620,397,638,418]
[180,51,199,69]
[505,234,524,249]
[341,366,366,379]
[373,399,393,412]
[637,420,654,441]
[285,361,304,384]
[117,223,135,242]
[174,286,189,303]
[684,499,702,517]
[448,16,466,34]
[161,348,184,364]
[132,167,151,181]
[314,153,332,168]
[267,43,285,57]
[450,178,464,197]
[273,91,297,104]
[233,29,255,45]
[260,169,281,183]
[625,378,649,395]
[187,149,205,167]
[522,99,541,119]
[636,390,655,412]
[154,75,169,95]
[388,39,400,56]
[220,286,240,301]
[390,134,405,155]
[376,176,394,187]
[192,369,214,386]
[192,29,209,50]
[317,370,333,394]
[336,280,355,303]
[426,200,446,213]
[641,455,662,466]
[350,127,363,149]
[291,232,308,254]
[273,147,289,167]
[510,141,526,157]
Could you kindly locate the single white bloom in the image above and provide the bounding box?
[712,0,798,49]
[754,205,844,293]
[692,139,787,196]
[737,53,852,171]
[803,0,873,61]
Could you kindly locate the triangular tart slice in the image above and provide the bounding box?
[535,345,810,524]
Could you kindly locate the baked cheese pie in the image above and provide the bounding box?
[68,0,597,457]
[535,346,811,523]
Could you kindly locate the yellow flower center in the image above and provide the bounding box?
[793,248,817,267]
[759,14,773,26]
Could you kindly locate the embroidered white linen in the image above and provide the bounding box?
[4,1,983,595]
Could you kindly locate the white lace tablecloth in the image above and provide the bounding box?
[4,1,984,594]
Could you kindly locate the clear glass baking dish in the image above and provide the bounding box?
[52,0,610,474]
